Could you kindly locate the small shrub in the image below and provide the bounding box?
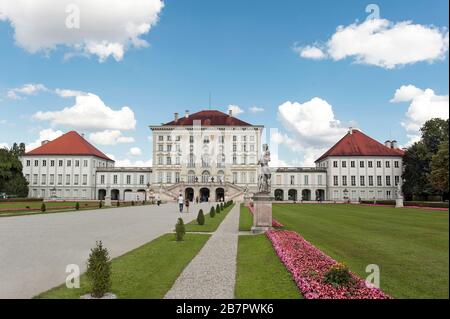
[131,201,135,206]
[116,201,120,207]
[75,202,80,210]
[40,203,46,212]
[85,203,88,207]
[26,206,30,209]
[323,263,353,287]
[86,241,112,298]
[220,203,224,210]
[210,206,216,218]
[197,209,205,225]
[175,218,186,241]
[216,204,220,213]
[99,201,103,208]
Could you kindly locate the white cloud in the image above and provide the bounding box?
[33,93,136,131]
[391,86,449,143]
[89,130,135,146]
[276,98,349,166]
[227,105,244,116]
[298,19,449,69]
[0,142,9,149]
[249,106,265,113]
[26,128,64,152]
[0,0,164,62]
[115,158,152,167]
[54,88,86,98]
[7,83,48,100]
[294,45,326,60]
[129,147,142,157]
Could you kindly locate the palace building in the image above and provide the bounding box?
[20,110,404,202]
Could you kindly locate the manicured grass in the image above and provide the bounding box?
[273,204,449,299]
[239,204,253,231]
[36,233,210,299]
[184,204,235,232]
[235,234,302,299]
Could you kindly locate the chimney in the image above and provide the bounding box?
[385,140,391,148]
[348,127,353,135]
[391,140,398,149]
[185,110,190,118]
[228,109,233,117]
[174,112,179,122]
[41,140,49,146]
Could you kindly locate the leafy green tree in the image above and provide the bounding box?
[175,218,186,241]
[0,146,29,197]
[429,141,449,195]
[421,119,449,154]
[197,209,205,225]
[86,241,112,298]
[402,142,431,199]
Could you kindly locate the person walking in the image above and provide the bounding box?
[178,194,184,214]
[156,194,161,206]
[185,198,190,213]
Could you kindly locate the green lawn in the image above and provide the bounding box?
[239,204,253,231]
[184,204,235,232]
[235,234,302,299]
[36,233,210,299]
[0,201,98,210]
[273,204,449,299]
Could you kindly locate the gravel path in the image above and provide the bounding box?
[164,204,240,299]
[0,202,214,299]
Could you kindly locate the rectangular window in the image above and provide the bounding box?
[26,160,31,167]
[167,144,172,152]
[51,160,55,167]
[25,174,30,182]
[175,172,180,183]
[67,160,71,167]
[360,161,365,168]
[83,160,88,167]
[342,175,347,186]
[33,174,38,185]
[342,161,347,168]
[395,176,400,186]
[113,175,118,184]
[58,174,63,185]
[126,175,131,185]
[59,160,63,167]
[368,161,373,168]
[333,176,339,186]
[369,176,374,186]
[333,161,338,168]
[159,135,164,141]
[166,172,172,183]
[66,174,70,185]
[394,161,399,168]
[386,161,391,168]
[360,176,365,186]
[290,175,295,185]
[42,160,47,167]
[318,175,323,185]
[75,160,80,167]
[189,135,194,143]
[233,136,237,142]
[50,174,55,185]
[82,174,87,185]
[351,176,356,186]
[233,172,238,183]
[158,172,163,183]
[304,175,309,185]
[377,176,382,186]
[166,156,172,165]
[35,160,39,166]
[140,175,145,185]
[100,175,104,184]
[41,174,46,185]
[167,135,171,141]
[386,176,391,186]
[377,161,382,168]
[351,161,355,168]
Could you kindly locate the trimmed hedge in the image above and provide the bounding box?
[0,198,43,203]
[361,200,449,208]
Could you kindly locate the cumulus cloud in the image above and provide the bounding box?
[391,85,449,145]
[115,158,152,167]
[89,130,135,146]
[54,88,86,98]
[227,105,244,116]
[129,147,142,157]
[276,98,349,166]
[249,106,265,113]
[7,83,48,100]
[33,93,136,131]
[294,45,326,60]
[0,0,164,62]
[26,128,64,152]
[297,19,449,69]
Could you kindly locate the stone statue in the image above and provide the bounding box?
[258,144,272,193]
[396,181,404,208]
[397,182,403,199]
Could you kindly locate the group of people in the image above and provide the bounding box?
[178,194,190,213]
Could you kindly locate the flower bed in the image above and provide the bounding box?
[247,204,284,228]
[266,230,391,299]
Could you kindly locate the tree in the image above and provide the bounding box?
[429,141,449,195]
[175,218,186,241]
[402,142,431,199]
[197,209,205,225]
[421,119,449,154]
[0,147,29,197]
[86,241,112,298]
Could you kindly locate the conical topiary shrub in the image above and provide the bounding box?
[220,203,224,210]
[197,209,205,225]
[41,203,46,212]
[175,218,186,241]
[75,202,80,210]
[86,241,112,298]
[216,204,220,213]
[210,206,216,218]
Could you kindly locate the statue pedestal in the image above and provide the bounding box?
[104,196,112,207]
[251,193,273,234]
[396,198,404,208]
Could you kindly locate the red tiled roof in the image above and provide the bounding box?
[23,131,113,161]
[163,110,252,126]
[315,129,405,162]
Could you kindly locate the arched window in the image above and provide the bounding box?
[202,171,210,183]
[188,170,195,183]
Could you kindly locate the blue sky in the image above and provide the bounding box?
[0,0,448,166]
